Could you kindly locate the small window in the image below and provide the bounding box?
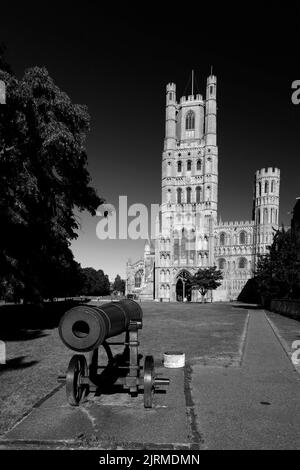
[186,187,192,204]
[210,86,214,95]
[257,208,261,224]
[185,110,195,130]
[219,258,226,270]
[239,231,246,245]
[196,186,201,204]
[178,161,182,173]
[197,160,202,171]
[265,181,269,194]
[271,180,275,193]
[134,271,143,288]
[220,232,226,246]
[177,188,182,204]
[187,160,192,171]
[238,258,247,269]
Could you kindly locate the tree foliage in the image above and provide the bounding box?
[191,266,223,300]
[80,268,110,297]
[0,44,12,74]
[0,57,103,302]
[255,201,300,304]
[113,274,125,294]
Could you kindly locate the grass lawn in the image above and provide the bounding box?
[266,310,300,361]
[0,301,248,437]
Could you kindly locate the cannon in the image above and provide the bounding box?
[58,300,169,408]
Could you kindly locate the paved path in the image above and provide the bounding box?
[1,367,194,449]
[1,308,300,449]
[191,309,300,449]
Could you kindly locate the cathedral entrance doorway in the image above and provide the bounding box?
[176,271,192,302]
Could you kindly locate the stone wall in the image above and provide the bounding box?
[270,299,300,320]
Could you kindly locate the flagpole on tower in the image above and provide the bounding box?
[192,69,194,95]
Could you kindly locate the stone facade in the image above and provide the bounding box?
[126,75,280,302]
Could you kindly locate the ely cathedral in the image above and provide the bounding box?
[126,74,280,302]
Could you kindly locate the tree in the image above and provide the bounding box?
[0,44,12,74]
[0,63,103,302]
[113,274,125,294]
[80,268,110,296]
[291,200,300,298]
[255,216,300,305]
[191,267,223,302]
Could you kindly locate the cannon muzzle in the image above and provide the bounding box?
[59,299,143,352]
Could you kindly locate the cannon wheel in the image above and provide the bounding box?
[144,355,155,409]
[66,355,88,406]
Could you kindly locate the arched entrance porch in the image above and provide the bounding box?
[176,270,192,302]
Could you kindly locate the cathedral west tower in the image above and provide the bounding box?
[126,73,281,303]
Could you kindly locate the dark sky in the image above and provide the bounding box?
[1,3,299,279]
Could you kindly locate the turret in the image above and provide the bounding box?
[164,83,177,151]
[253,167,280,227]
[203,74,218,218]
[205,75,217,147]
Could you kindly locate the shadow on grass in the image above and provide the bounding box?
[0,356,39,373]
[2,330,49,342]
[0,300,83,342]
[232,304,262,310]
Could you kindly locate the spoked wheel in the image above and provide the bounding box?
[66,355,88,406]
[143,355,155,409]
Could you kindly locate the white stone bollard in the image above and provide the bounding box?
[163,351,185,369]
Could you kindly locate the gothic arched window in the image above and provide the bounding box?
[134,270,143,288]
[239,231,246,245]
[219,258,226,270]
[177,161,182,173]
[238,258,247,269]
[185,110,195,130]
[265,181,269,194]
[196,186,201,204]
[257,208,261,224]
[220,232,226,246]
[167,189,172,203]
[186,187,192,204]
[271,180,275,193]
[206,186,211,200]
[187,160,192,171]
[177,188,182,204]
[197,160,202,171]
[207,157,212,173]
[258,182,262,197]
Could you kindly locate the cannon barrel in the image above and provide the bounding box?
[59,299,143,352]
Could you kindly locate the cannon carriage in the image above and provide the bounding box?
[58,300,169,408]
